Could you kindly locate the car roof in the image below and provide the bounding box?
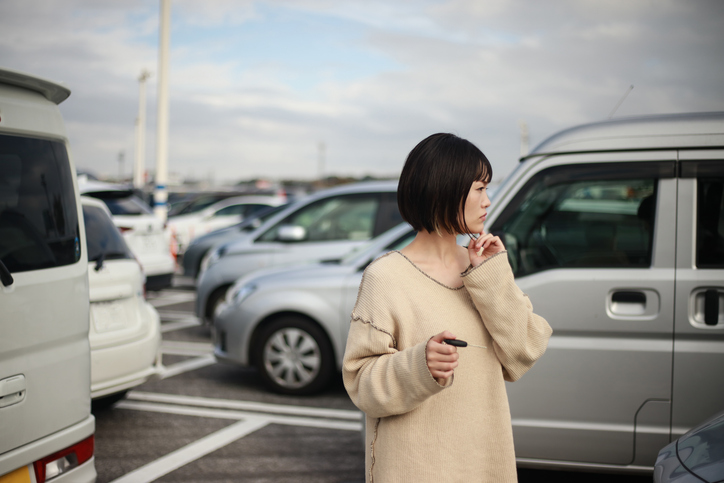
[205,195,286,211]
[80,195,112,214]
[527,111,724,158]
[0,67,71,104]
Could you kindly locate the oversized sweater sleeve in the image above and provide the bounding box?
[342,263,449,418]
[462,252,552,382]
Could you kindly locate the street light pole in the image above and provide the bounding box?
[154,0,171,221]
[134,70,151,189]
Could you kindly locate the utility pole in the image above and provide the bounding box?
[118,151,125,181]
[134,70,151,189]
[154,0,171,221]
[519,120,529,158]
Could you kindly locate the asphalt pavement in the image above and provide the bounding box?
[92,284,654,483]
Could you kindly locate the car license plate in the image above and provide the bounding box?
[92,299,135,333]
[0,466,34,483]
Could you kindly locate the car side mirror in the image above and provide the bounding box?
[277,225,306,242]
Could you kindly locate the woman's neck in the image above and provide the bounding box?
[401,230,467,270]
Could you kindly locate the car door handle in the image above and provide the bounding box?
[0,374,26,408]
[705,289,720,326]
[610,291,647,316]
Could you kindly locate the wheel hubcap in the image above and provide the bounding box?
[263,327,321,389]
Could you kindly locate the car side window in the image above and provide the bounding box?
[0,134,80,273]
[215,204,246,216]
[490,163,663,277]
[258,194,380,243]
[373,191,404,237]
[696,174,724,268]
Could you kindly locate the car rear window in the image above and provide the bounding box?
[85,191,153,215]
[0,133,80,273]
[82,205,134,262]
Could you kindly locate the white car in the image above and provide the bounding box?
[167,195,286,256]
[82,196,162,402]
[79,179,176,290]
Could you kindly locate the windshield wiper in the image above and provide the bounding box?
[93,253,105,272]
[0,260,13,287]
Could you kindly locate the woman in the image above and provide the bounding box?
[342,133,553,482]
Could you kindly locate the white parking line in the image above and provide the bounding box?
[148,292,196,308]
[160,340,213,356]
[108,417,269,483]
[157,309,199,320]
[128,391,362,420]
[117,400,363,432]
[160,319,201,333]
[160,355,216,379]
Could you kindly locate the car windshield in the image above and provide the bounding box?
[238,204,288,232]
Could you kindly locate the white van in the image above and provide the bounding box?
[0,69,96,482]
[486,112,724,472]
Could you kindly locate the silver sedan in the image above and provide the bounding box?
[211,223,416,395]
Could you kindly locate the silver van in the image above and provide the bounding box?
[486,112,724,472]
[0,69,96,482]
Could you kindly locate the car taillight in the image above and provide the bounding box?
[33,435,94,483]
[118,226,133,233]
[134,257,147,299]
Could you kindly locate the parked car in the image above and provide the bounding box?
[196,181,402,323]
[654,409,724,482]
[213,223,418,394]
[0,68,96,482]
[180,204,288,279]
[82,197,162,403]
[167,194,286,256]
[79,179,176,291]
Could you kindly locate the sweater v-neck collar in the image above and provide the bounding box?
[391,251,466,291]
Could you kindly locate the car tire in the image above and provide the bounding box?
[255,316,334,395]
[91,390,128,413]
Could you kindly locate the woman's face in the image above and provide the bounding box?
[461,180,491,234]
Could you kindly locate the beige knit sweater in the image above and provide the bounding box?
[342,251,552,483]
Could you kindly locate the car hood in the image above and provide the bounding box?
[192,224,246,246]
[230,261,355,293]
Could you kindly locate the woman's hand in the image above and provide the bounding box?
[468,230,505,266]
[426,331,459,384]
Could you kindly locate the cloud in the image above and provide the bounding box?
[1,0,723,183]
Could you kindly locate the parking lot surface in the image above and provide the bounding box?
[93,285,653,482]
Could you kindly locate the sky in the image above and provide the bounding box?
[1,0,723,185]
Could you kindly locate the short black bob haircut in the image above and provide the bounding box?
[397,133,493,235]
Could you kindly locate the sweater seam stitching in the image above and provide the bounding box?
[351,314,398,348]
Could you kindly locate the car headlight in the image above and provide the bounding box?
[232,283,257,305]
[200,245,226,274]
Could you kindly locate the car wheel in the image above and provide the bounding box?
[255,316,334,395]
[205,284,231,323]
